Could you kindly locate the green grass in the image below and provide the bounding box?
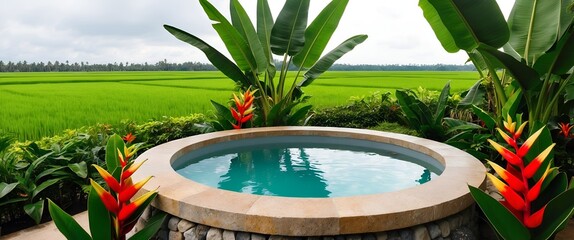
[0,71,479,140]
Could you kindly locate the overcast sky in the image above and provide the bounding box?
[0,0,514,65]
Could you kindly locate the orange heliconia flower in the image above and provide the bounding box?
[488,117,554,229]
[230,88,257,129]
[91,135,156,238]
[122,133,136,144]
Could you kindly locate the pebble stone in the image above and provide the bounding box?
[223,230,236,240]
[178,219,197,233]
[375,232,387,240]
[439,220,450,237]
[427,223,441,239]
[183,227,197,240]
[170,231,184,240]
[236,232,251,240]
[207,228,224,240]
[413,226,430,240]
[145,205,478,240]
[168,217,181,231]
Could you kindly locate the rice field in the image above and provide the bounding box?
[0,71,480,140]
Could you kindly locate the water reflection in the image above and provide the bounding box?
[416,169,432,184]
[218,148,331,197]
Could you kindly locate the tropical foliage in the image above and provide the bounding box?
[164,0,367,126]
[469,116,574,240]
[48,134,165,240]
[420,0,574,132]
[396,82,451,141]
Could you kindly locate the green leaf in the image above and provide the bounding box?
[199,0,259,73]
[105,134,125,172]
[444,118,483,134]
[270,0,310,56]
[68,162,88,178]
[287,105,312,125]
[566,81,574,102]
[0,197,27,207]
[24,200,44,224]
[129,212,167,240]
[419,0,509,53]
[122,192,158,228]
[256,0,274,66]
[534,22,574,75]
[560,0,574,38]
[508,0,561,64]
[478,44,541,91]
[36,166,67,180]
[299,35,368,87]
[48,199,91,240]
[434,82,450,125]
[0,182,18,199]
[459,80,485,106]
[468,186,531,240]
[210,100,235,124]
[88,186,111,240]
[293,0,349,68]
[534,187,574,240]
[501,88,523,119]
[32,178,60,198]
[471,105,496,130]
[163,25,248,86]
[230,0,268,73]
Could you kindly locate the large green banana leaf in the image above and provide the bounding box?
[199,0,258,72]
[299,34,367,87]
[270,0,310,56]
[419,0,509,53]
[257,0,274,65]
[163,25,249,86]
[230,0,268,73]
[292,0,349,68]
[508,0,560,64]
[534,21,574,75]
[560,0,574,38]
[477,44,541,91]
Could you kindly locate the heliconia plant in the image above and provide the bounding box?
[210,88,257,130]
[468,116,574,240]
[48,134,165,240]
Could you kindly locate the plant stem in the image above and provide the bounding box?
[486,61,508,116]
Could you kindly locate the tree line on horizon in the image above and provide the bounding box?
[0,59,475,72]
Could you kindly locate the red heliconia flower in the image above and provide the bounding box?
[122,133,136,144]
[487,116,555,229]
[90,136,157,239]
[230,88,257,129]
[91,179,119,214]
[558,122,574,138]
[118,190,157,221]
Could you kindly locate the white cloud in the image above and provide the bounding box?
[0,0,515,65]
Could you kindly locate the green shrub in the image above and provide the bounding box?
[0,114,206,232]
[308,92,402,128]
[368,122,420,137]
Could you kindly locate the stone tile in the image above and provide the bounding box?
[207,228,224,240]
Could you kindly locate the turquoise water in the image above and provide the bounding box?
[175,139,440,198]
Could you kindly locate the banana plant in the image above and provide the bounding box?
[164,0,367,126]
[420,0,574,132]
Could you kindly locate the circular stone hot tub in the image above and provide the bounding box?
[132,127,486,238]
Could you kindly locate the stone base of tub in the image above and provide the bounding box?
[136,206,478,240]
